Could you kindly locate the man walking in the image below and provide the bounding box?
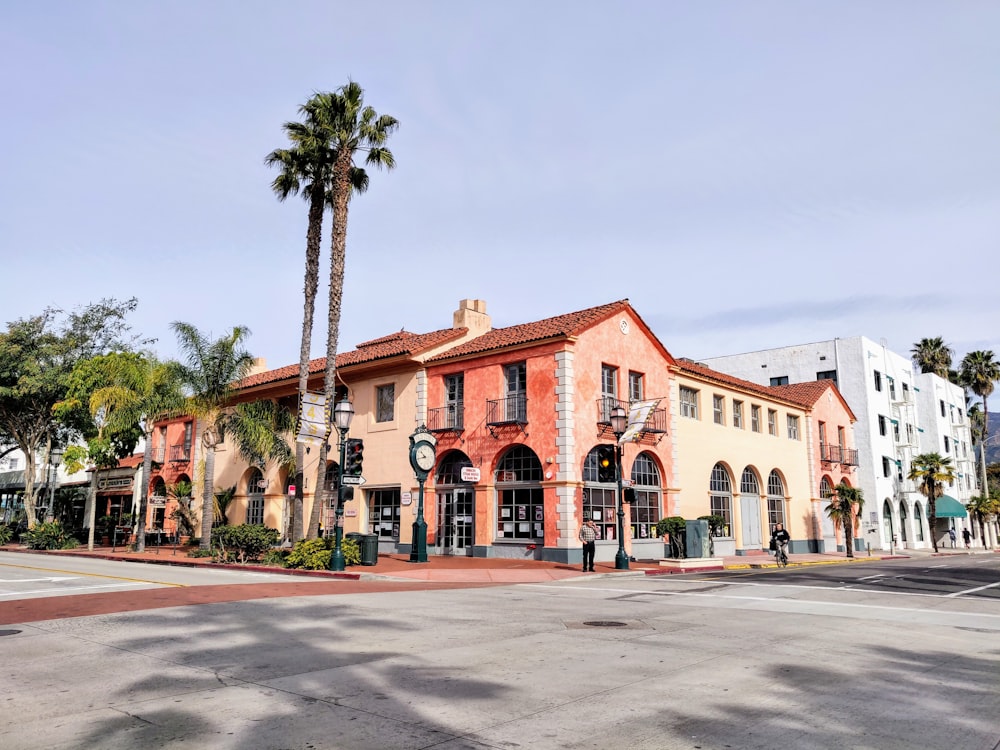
[579,517,599,572]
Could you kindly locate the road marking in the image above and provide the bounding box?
[0,561,186,588]
[857,574,884,581]
[945,581,1000,598]
[0,582,155,598]
[0,577,79,583]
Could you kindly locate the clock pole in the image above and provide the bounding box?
[410,474,428,563]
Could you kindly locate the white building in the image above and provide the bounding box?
[703,336,977,551]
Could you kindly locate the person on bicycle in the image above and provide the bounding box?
[771,523,790,563]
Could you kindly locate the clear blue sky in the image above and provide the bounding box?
[1,1,997,372]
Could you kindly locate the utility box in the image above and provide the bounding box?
[685,519,711,559]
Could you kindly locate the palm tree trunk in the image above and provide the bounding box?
[307,153,352,540]
[980,396,990,495]
[134,428,154,552]
[199,428,217,551]
[929,486,938,553]
[845,510,854,558]
[296,187,326,543]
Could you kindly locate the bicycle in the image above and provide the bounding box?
[774,544,788,567]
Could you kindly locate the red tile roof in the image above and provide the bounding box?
[428,300,632,361]
[769,380,857,421]
[674,359,815,408]
[235,327,469,390]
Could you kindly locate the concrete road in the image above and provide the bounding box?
[1,557,998,750]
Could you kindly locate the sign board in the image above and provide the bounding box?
[342,475,366,486]
[345,509,358,517]
[401,492,412,506]
[98,477,132,490]
[287,485,296,495]
[618,399,662,444]
[460,466,481,483]
[296,392,327,447]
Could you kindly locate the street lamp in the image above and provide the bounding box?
[329,399,354,571]
[609,405,629,570]
[45,447,65,524]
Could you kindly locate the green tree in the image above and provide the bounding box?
[911,337,953,379]
[87,353,185,551]
[965,494,999,550]
[303,82,398,540]
[959,350,999,496]
[908,452,956,553]
[826,482,865,558]
[0,299,144,527]
[171,322,256,550]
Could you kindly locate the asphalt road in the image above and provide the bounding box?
[1,555,997,750]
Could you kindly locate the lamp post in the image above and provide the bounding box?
[329,398,354,571]
[609,405,629,570]
[46,447,64,524]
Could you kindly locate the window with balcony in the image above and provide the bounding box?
[602,364,618,401]
[505,362,527,422]
[679,387,699,419]
[444,374,464,430]
[628,371,644,402]
[713,395,725,425]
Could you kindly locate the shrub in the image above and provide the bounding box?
[0,524,13,545]
[261,548,290,568]
[656,516,687,558]
[187,548,214,558]
[211,524,281,564]
[285,536,361,569]
[22,521,74,550]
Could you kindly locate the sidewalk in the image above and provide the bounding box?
[0,542,931,583]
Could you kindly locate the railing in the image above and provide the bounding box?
[486,395,527,425]
[596,397,668,436]
[820,444,842,463]
[427,404,465,432]
[596,396,628,423]
[169,444,191,462]
[153,446,166,463]
[841,447,859,466]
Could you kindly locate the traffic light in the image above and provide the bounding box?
[344,438,364,476]
[341,487,354,502]
[596,445,616,483]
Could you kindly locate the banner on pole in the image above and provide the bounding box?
[618,399,661,444]
[297,392,327,447]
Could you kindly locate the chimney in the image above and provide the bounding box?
[248,357,268,376]
[453,299,491,335]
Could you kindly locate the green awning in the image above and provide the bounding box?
[935,495,967,518]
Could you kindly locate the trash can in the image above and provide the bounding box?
[360,534,379,566]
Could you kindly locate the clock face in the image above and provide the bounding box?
[414,442,436,471]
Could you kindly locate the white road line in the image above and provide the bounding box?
[927,564,948,569]
[0,582,153,598]
[945,581,1000,598]
[857,574,884,581]
[0,577,79,583]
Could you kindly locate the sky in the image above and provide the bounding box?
[1,1,998,374]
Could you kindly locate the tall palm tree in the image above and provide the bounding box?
[908,452,956,552]
[89,353,185,552]
[303,82,399,540]
[911,337,953,378]
[266,108,335,543]
[171,322,255,550]
[826,482,865,558]
[965,494,998,550]
[959,350,999,496]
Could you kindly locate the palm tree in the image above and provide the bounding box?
[266,106,336,543]
[908,452,956,552]
[911,337,953,378]
[89,353,185,552]
[303,82,399,540]
[171,322,256,550]
[965,494,999,550]
[826,482,865,558]
[960,350,999,496]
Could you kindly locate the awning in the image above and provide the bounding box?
[935,495,967,518]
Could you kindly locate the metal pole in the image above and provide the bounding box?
[410,476,428,563]
[614,442,629,570]
[330,430,347,571]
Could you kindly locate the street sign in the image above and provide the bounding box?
[460,466,481,482]
[342,475,366,486]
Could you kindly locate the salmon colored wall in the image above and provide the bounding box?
[146,416,198,534]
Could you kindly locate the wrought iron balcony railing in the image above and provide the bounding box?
[595,397,668,443]
[427,404,465,433]
[840,447,859,466]
[820,444,841,463]
[169,444,191,462]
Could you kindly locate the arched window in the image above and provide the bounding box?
[246,468,264,526]
[882,499,894,542]
[709,464,733,537]
[437,451,473,485]
[630,453,662,540]
[819,477,833,499]
[151,477,167,498]
[495,446,543,541]
[898,501,908,542]
[914,502,925,541]
[583,446,616,540]
[740,468,760,496]
[767,471,785,528]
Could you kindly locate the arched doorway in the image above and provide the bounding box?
[914,502,925,542]
[436,450,475,556]
[898,501,908,543]
[246,468,265,526]
[819,476,836,550]
[709,463,733,539]
[495,445,544,545]
[766,471,786,530]
[739,467,762,548]
[882,499,895,546]
[584,446,618,543]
